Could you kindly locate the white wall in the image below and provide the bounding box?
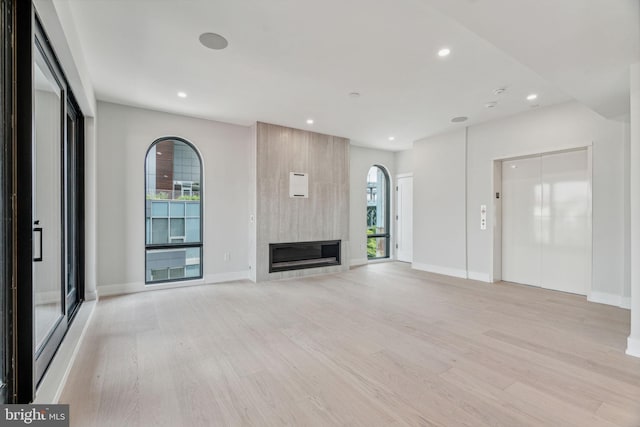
[96,102,253,295]
[349,146,395,265]
[410,130,468,278]
[395,149,414,175]
[400,101,629,306]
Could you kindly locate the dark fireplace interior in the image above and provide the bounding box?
[269,240,341,273]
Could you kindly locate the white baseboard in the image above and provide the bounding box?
[468,271,491,282]
[35,300,96,404]
[204,271,250,284]
[411,263,467,279]
[98,271,250,297]
[587,291,631,310]
[350,258,368,267]
[85,289,98,301]
[626,336,640,358]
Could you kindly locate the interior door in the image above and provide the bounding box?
[396,175,413,262]
[33,34,67,383]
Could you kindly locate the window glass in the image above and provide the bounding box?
[366,165,390,259]
[145,139,202,283]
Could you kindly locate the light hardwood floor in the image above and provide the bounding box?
[60,263,640,426]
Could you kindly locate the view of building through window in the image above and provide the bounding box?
[145,139,203,283]
[366,165,389,259]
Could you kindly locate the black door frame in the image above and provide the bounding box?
[15,2,85,402]
[15,0,35,403]
[0,0,15,404]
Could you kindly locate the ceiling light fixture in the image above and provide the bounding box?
[388,136,395,141]
[438,47,451,57]
[306,119,314,125]
[199,32,229,50]
[349,92,361,98]
[177,91,187,98]
[494,88,506,95]
[485,101,498,108]
[451,116,468,123]
[526,93,538,101]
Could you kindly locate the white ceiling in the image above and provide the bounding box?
[62,0,638,151]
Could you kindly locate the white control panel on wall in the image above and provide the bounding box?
[289,172,309,198]
[480,204,487,230]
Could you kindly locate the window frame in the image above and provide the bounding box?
[144,137,203,285]
[366,165,391,260]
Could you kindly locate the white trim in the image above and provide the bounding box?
[367,258,394,265]
[350,258,368,267]
[412,263,467,279]
[468,271,491,282]
[35,300,97,404]
[626,336,640,358]
[204,271,250,284]
[490,143,593,163]
[588,292,631,309]
[84,289,98,301]
[98,271,250,297]
[396,172,413,179]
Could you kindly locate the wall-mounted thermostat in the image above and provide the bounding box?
[289,172,309,198]
[480,204,487,230]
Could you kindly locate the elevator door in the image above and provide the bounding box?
[502,149,590,295]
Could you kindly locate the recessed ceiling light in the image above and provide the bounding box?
[349,92,361,98]
[485,101,498,108]
[511,165,517,169]
[177,91,187,98]
[306,119,314,125]
[494,88,506,95]
[199,32,229,50]
[451,116,468,123]
[388,136,395,141]
[526,93,538,101]
[438,47,451,57]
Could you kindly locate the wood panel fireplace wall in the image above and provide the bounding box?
[269,240,341,273]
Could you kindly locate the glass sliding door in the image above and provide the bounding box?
[33,32,67,382]
[65,100,82,319]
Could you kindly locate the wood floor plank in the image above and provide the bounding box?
[60,262,640,426]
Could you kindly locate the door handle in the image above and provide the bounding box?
[33,225,43,262]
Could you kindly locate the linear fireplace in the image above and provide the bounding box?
[269,240,341,273]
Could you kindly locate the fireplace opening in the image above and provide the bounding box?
[269,240,341,273]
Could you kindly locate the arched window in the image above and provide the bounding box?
[366,165,390,259]
[145,137,202,284]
